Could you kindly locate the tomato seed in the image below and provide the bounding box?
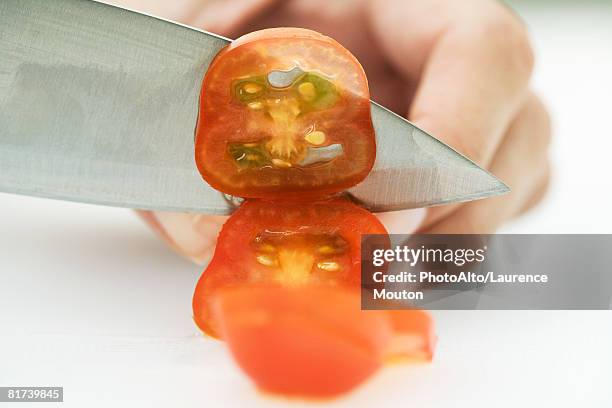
[271,158,292,168]
[305,130,326,146]
[317,261,340,272]
[298,82,317,101]
[256,254,278,267]
[244,83,262,94]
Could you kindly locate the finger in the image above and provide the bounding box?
[420,92,552,234]
[137,211,227,265]
[369,0,536,231]
[106,0,200,21]
[185,0,280,36]
[517,162,551,216]
[420,90,548,230]
[113,0,281,36]
[375,208,427,235]
[369,0,534,166]
[410,9,534,165]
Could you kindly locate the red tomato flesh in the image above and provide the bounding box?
[195,28,376,199]
[212,286,392,398]
[385,309,437,362]
[192,197,387,338]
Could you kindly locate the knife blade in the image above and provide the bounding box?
[0,0,508,215]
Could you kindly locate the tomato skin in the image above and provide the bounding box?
[192,197,388,338]
[195,28,376,198]
[385,309,436,362]
[212,286,393,398]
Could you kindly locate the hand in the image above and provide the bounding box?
[124,0,550,263]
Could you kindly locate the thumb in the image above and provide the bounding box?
[137,210,227,265]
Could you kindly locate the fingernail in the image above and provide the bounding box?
[148,211,228,265]
[375,208,427,235]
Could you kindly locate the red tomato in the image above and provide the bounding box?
[195,28,376,199]
[212,286,392,398]
[192,197,387,338]
[385,309,437,362]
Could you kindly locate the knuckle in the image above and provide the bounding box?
[524,93,553,149]
[482,6,535,79]
[450,131,488,165]
[454,210,496,234]
[412,116,489,165]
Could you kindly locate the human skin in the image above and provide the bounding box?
[114,0,551,264]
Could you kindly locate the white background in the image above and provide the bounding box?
[1,2,611,407]
[503,1,612,233]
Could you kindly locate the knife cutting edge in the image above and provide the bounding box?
[0,0,508,215]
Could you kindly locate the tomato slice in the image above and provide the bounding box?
[195,28,376,198]
[385,309,436,362]
[192,197,387,337]
[212,286,392,398]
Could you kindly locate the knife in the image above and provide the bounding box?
[0,0,508,215]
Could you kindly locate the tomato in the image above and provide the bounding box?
[385,309,436,362]
[195,28,376,199]
[212,286,392,398]
[192,197,387,337]
[190,27,435,399]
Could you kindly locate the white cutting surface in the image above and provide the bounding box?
[1,2,611,407]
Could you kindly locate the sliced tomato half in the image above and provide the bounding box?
[212,285,392,398]
[192,197,387,337]
[195,28,376,198]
